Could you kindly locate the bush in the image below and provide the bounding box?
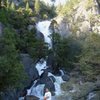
[79,33,100,79]
[0,27,27,91]
[51,33,82,70]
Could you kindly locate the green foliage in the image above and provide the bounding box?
[79,33,100,78]
[8,11,29,29]
[0,28,26,91]
[40,1,56,18]
[10,2,15,10]
[51,33,82,70]
[0,0,1,8]
[85,0,94,10]
[56,0,80,15]
[25,2,29,10]
[6,0,10,9]
[0,8,10,24]
[34,0,40,14]
[27,39,48,60]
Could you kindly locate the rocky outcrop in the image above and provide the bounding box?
[54,0,100,37]
[20,53,39,81]
[51,16,71,37]
[58,76,100,100]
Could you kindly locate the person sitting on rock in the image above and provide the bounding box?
[44,88,52,100]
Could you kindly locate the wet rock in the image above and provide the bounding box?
[49,76,56,83]
[44,79,55,94]
[36,31,44,40]
[62,74,70,81]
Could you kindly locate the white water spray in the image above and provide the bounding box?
[36,21,52,48]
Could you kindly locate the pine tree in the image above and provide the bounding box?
[6,0,10,9]
[0,0,1,8]
[34,0,40,14]
[10,2,15,10]
[25,1,29,11]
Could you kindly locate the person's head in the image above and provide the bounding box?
[45,88,49,92]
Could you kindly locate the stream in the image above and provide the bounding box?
[29,20,64,99]
[19,20,65,100]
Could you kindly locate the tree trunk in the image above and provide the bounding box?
[0,0,1,8]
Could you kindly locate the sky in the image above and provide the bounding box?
[40,0,68,6]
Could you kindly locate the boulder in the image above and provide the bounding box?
[44,77,55,93]
[20,54,39,80]
[25,95,39,100]
[62,75,70,81]
[27,25,34,31]
[49,76,56,83]
[36,31,44,40]
[53,16,71,38]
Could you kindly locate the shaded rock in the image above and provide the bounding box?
[49,76,56,83]
[44,81,55,95]
[0,89,19,100]
[52,16,71,38]
[20,54,39,80]
[25,95,39,100]
[47,53,55,70]
[40,69,48,79]
[62,74,70,81]
[27,25,34,31]
[36,31,44,40]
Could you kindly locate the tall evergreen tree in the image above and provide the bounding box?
[34,0,40,14]
[10,2,15,10]
[6,0,9,9]
[25,1,29,11]
[0,0,2,8]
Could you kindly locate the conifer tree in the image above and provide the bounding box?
[26,1,29,11]
[0,0,1,8]
[34,0,40,14]
[6,0,10,9]
[10,2,15,10]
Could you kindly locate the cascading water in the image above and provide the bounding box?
[19,20,65,100]
[36,21,52,48]
[19,19,66,100]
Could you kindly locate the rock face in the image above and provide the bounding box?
[36,31,44,40]
[51,16,71,37]
[59,76,100,100]
[20,53,39,81]
[54,0,100,37]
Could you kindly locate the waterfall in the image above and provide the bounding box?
[36,21,52,49]
[19,20,65,100]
